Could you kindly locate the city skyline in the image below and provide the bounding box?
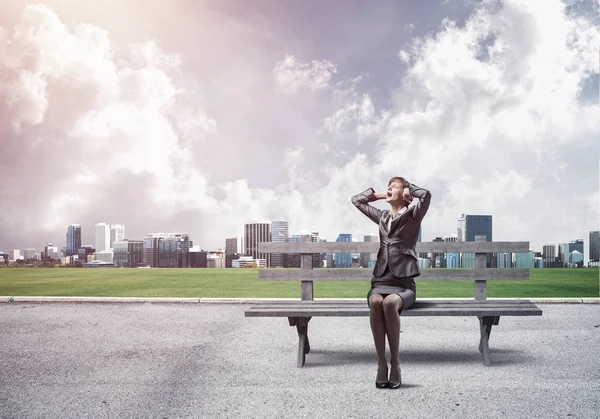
[2,217,596,266]
[0,1,598,261]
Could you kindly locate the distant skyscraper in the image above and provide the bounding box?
[225,237,238,255]
[24,248,36,260]
[66,224,82,256]
[457,214,492,267]
[270,220,289,268]
[142,233,192,268]
[589,231,599,262]
[335,233,352,268]
[558,239,584,264]
[542,244,556,263]
[244,221,271,267]
[110,224,125,248]
[9,249,20,261]
[95,223,110,252]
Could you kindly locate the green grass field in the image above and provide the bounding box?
[0,268,597,298]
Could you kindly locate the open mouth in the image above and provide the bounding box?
[386,192,392,198]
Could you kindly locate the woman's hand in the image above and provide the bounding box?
[373,192,387,200]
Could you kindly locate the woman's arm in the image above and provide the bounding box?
[351,188,385,225]
[403,182,431,224]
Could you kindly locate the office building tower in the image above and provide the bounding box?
[270,220,289,268]
[94,223,110,252]
[287,230,320,268]
[9,249,20,261]
[113,240,143,267]
[225,237,238,268]
[457,214,492,267]
[542,245,556,263]
[110,224,125,248]
[24,248,36,260]
[335,233,352,268]
[244,221,271,267]
[66,224,82,256]
[142,233,192,268]
[559,239,584,265]
[225,238,238,255]
[590,231,600,262]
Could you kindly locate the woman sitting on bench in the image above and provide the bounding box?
[351,177,431,389]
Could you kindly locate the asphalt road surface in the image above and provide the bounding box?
[1,302,599,418]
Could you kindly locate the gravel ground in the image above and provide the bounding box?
[1,302,598,419]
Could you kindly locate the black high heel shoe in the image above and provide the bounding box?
[388,367,402,389]
[375,365,389,389]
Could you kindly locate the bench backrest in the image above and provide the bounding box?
[257,235,529,301]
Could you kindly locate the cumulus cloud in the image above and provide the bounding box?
[321,0,599,251]
[0,0,597,264]
[273,54,337,93]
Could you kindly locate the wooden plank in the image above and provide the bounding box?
[244,307,542,317]
[301,281,313,300]
[246,302,541,310]
[258,268,530,281]
[258,241,529,254]
[245,300,543,317]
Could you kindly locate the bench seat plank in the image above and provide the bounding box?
[245,300,542,317]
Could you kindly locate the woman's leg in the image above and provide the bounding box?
[368,294,387,383]
[382,294,403,383]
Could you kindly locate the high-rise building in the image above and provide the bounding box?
[142,233,192,268]
[66,224,82,256]
[113,240,143,268]
[9,249,20,261]
[110,224,125,248]
[286,230,320,268]
[24,248,36,260]
[542,245,556,263]
[244,221,271,267]
[457,214,492,267]
[270,220,289,268]
[589,231,599,262]
[225,238,238,255]
[335,233,352,268]
[558,239,584,265]
[94,223,110,252]
[361,235,378,268]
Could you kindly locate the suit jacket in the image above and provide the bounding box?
[351,183,432,278]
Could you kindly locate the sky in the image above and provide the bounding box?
[0,0,598,261]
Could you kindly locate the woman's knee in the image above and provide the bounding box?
[382,294,402,314]
[369,294,384,309]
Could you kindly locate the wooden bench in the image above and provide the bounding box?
[244,236,543,367]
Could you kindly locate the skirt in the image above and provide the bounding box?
[367,268,416,312]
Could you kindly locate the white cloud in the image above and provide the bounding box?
[319,0,599,255]
[273,54,337,93]
[0,0,598,265]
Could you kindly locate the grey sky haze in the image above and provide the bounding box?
[0,0,598,261]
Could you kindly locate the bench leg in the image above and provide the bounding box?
[288,317,311,367]
[478,316,500,366]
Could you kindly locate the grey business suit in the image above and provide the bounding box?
[351,183,432,280]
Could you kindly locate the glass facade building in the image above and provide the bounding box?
[335,234,352,268]
[65,224,81,257]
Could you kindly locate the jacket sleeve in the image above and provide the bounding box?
[407,183,432,224]
[351,188,382,225]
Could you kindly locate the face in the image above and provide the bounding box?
[386,181,404,203]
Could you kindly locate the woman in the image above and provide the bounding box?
[351,177,431,389]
